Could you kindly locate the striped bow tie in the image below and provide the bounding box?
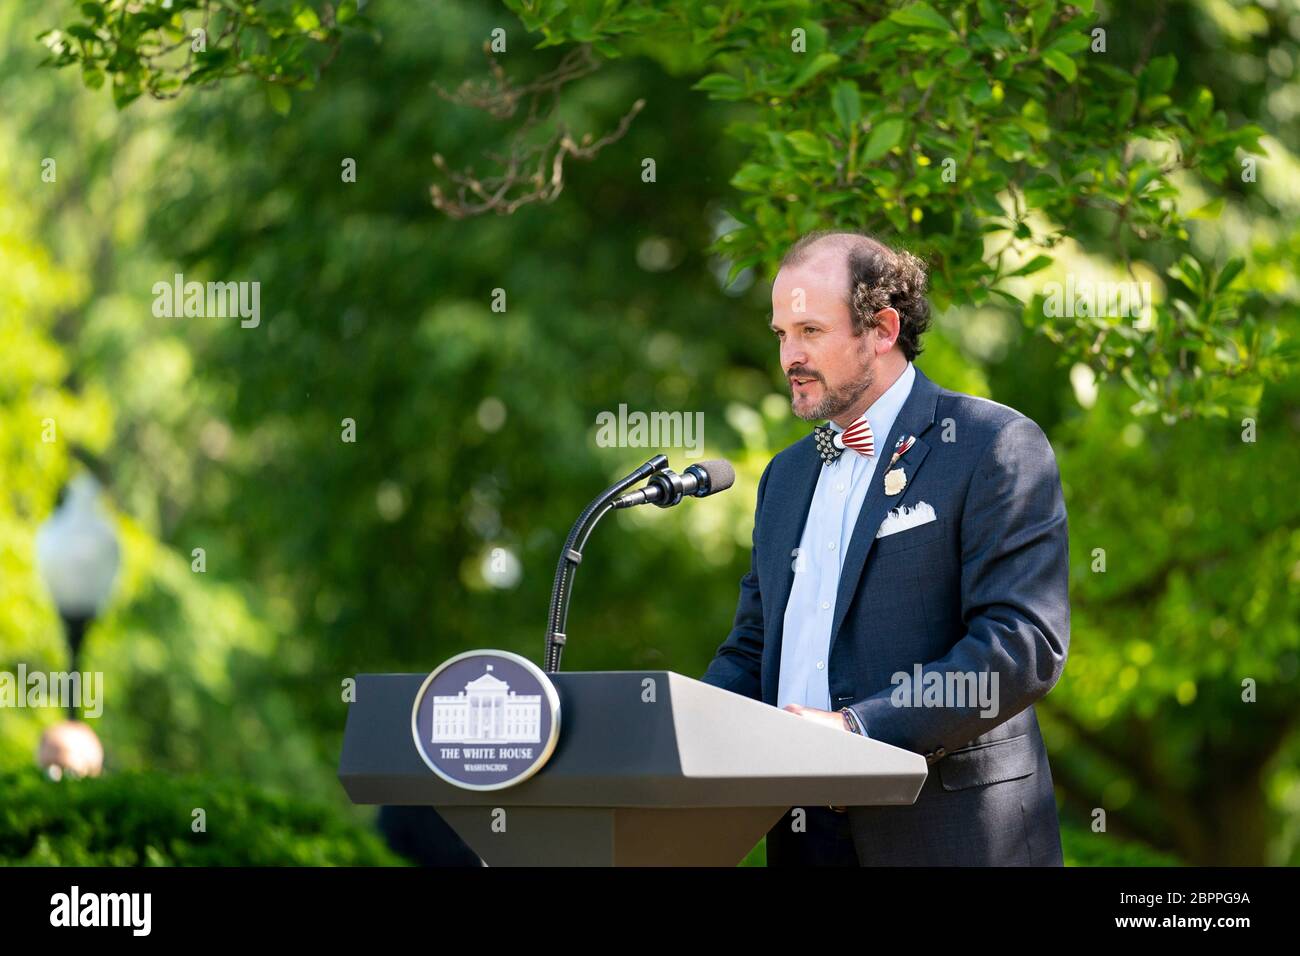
[813,419,874,465]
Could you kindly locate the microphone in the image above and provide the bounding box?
[611,459,735,509]
[543,454,671,672]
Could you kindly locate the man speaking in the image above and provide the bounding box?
[701,231,1070,866]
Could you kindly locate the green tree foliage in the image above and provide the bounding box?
[38,0,366,109]
[502,0,1285,424]
[0,4,338,798]
[6,0,1299,866]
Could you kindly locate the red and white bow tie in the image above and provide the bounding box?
[813,419,874,465]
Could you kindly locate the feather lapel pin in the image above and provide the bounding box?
[883,435,916,496]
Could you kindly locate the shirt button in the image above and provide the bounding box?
[816,660,825,670]
[836,483,845,493]
[821,601,830,610]
[828,542,837,551]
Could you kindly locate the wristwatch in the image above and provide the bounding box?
[839,707,866,735]
[831,709,865,812]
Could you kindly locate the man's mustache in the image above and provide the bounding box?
[787,368,822,382]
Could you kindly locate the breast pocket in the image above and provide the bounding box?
[873,515,945,557]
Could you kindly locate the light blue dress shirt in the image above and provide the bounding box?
[776,361,916,716]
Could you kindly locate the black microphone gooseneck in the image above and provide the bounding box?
[543,454,669,673]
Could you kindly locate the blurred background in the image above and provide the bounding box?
[1,0,1297,866]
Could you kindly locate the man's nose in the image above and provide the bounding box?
[780,337,807,371]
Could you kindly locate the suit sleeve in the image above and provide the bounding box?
[846,416,1070,755]
[699,459,773,701]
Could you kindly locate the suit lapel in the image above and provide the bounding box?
[828,366,942,656]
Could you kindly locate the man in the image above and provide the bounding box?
[701,231,1070,866]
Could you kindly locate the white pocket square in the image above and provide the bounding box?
[876,501,937,538]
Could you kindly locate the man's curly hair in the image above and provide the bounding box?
[779,231,932,361]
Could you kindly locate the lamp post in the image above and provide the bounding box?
[36,473,121,718]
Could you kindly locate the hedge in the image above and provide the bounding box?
[2,766,1179,866]
[0,768,403,866]
[738,822,1181,867]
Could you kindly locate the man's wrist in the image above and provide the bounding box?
[839,707,866,735]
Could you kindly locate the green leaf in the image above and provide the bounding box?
[790,51,840,90]
[293,6,320,31]
[1187,197,1224,220]
[993,289,1026,309]
[1010,255,1053,277]
[1041,49,1077,82]
[831,80,860,134]
[942,46,971,66]
[889,3,953,32]
[1046,32,1092,55]
[1188,86,1214,125]
[1115,88,1137,126]
[1019,99,1051,141]
[1132,164,1164,195]
[989,122,1031,160]
[730,164,776,192]
[1168,255,1205,294]
[265,83,291,116]
[692,72,746,100]
[1141,55,1177,96]
[863,118,905,161]
[1031,4,1052,42]
[111,82,141,109]
[727,256,757,286]
[785,131,825,158]
[913,67,942,89]
[1214,257,1245,293]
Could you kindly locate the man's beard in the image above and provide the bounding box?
[791,347,876,422]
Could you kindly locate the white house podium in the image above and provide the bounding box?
[339,669,929,866]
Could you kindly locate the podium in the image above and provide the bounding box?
[339,670,928,866]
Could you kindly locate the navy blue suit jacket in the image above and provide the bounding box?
[702,366,1070,865]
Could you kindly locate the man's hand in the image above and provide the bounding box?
[782,703,853,732]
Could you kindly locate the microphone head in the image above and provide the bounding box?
[689,459,735,497]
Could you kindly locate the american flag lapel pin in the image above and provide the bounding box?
[883,435,916,496]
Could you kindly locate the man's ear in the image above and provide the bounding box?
[873,307,901,347]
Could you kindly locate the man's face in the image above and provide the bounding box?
[770,253,875,422]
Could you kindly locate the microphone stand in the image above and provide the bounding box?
[543,454,669,673]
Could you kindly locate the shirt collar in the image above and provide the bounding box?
[827,362,916,454]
